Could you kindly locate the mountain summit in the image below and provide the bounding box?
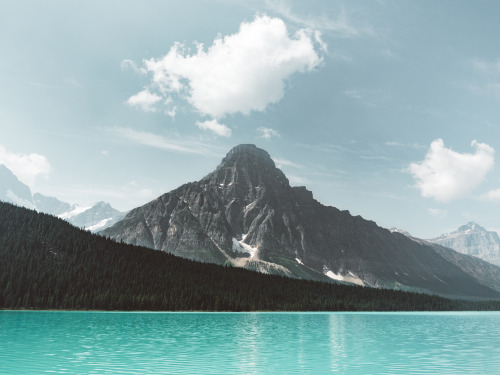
[428,222,500,267]
[103,144,500,298]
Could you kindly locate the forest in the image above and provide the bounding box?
[1,202,499,311]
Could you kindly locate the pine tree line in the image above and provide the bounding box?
[1,202,499,311]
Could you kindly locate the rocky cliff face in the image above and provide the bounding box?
[103,144,500,298]
[428,222,500,267]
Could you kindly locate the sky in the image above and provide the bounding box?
[1,0,500,238]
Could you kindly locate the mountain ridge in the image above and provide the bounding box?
[4,200,500,310]
[0,164,125,232]
[427,222,500,267]
[103,144,500,298]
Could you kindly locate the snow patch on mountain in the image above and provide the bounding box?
[86,218,113,232]
[428,222,500,267]
[232,237,257,258]
[325,270,344,281]
[58,205,93,219]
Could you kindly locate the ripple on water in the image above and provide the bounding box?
[0,311,500,374]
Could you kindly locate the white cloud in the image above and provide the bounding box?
[109,127,223,156]
[196,119,232,137]
[265,0,373,38]
[166,106,177,119]
[121,59,147,74]
[0,145,51,186]
[258,127,281,139]
[385,141,426,150]
[127,89,162,112]
[472,58,500,75]
[408,139,495,203]
[127,14,324,119]
[273,157,302,169]
[287,174,309,185]
[483,189,500,202]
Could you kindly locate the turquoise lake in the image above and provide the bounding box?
[0,311,499,374]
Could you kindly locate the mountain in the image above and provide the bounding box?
[0,164,35,209]
[33,192,75,216]
[390,227,412,237]
[59,201,126,231]
[427,222,500,267]
[4,201,500,311]
[0,165,124,232]
[103,144,500,298]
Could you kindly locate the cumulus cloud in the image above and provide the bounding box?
[126,89,162,112]
[0,145,51,186]
[196,119,231,137]
[408,139,494,203]
[126,14,324,119]
[258,127,281,139]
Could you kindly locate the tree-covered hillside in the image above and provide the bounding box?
[1,202,499,311]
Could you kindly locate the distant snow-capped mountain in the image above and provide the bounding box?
[427,222,500,267]
[0,164,125,232]
[33,192,75,216]
[0,165,36,209]
[58,201,126,231]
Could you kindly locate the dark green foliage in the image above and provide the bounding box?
[0,202,499,311]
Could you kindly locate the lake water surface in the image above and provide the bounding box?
[1,311,499,374]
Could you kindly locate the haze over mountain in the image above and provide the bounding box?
[0,164,125,232]
[428,223,500,267]
[0,164,36,209]
[103,145,500,299]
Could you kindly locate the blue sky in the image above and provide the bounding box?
[1,0,500,238]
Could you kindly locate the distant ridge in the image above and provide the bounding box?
[428,222,500,267]
[0,164,125,232]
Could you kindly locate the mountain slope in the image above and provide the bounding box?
[33,192,75,216]
[59,201,126,231]
[0,164,35,209]
[0,165,125,232]
[103,144,500,298]
[428,222,500,267]
[6,201,498,311]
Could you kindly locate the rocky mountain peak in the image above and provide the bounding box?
[224,144,273,163]
[204,144,290,197]
[428,222,500,267]
[103,144,500,298]
[457,222,485,233]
